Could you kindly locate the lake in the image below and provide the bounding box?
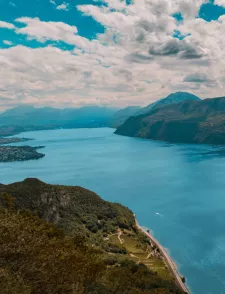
[1,127,225,294]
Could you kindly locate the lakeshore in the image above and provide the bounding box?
[135,217,190,294]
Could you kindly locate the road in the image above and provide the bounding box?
[135,219,190,294]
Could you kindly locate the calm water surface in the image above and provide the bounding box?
[1,128,225,294]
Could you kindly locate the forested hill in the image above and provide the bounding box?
[115,96,225,145]
[0,178,183,294]
[0,178,135,244]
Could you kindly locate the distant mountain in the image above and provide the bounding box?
[0,105,118,129]
[110,106,141,128]
[136,92,201,116]
[0,105,145,134]
[0,93,200,134]
[115,96,225,145]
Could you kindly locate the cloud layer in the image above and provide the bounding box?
[0,0,225,110]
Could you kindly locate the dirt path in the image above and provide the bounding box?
[135,219,190,294]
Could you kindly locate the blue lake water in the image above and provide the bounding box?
[1,127,225,294]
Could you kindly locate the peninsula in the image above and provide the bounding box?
[0,137,31,145]
[0,146,45,162]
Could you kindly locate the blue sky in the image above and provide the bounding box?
[0,0,225,110]
[0,0,104,48]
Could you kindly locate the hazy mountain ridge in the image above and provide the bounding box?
[0,105,140,133]
[115,96,225,145]
[0,92,200,134]
[0,105,118,129]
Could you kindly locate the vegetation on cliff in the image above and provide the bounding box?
[0,179,183,293]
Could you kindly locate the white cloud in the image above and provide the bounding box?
[15,17,78,44]
[1,0,225,109]
[214,0,225,7]
[3,40,13,46]
[56,2,69,11]
[49,0,56,5]
[9,2,16,7]
[0,21,15,29]
[0,45,156,109]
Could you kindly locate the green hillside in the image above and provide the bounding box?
[0,179,183,294]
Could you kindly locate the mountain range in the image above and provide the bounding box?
[0,92,201,136]
[5,91,225,146]
[0,105,117,129]
[0,105,143,135]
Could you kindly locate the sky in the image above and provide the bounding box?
[1,0,225,110]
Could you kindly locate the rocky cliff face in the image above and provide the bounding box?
[115,96,225,145]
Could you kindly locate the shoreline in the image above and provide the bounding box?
[135,218,190,294]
